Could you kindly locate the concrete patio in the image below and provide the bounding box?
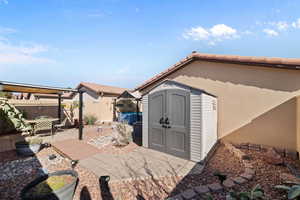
[48,126,204,183]
[79,147,204,183]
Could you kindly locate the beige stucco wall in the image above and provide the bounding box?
[73,88,117,123]
[140,60,300,151]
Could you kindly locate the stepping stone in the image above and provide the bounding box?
[240,173,253,180]
[245,168,255,175]
[166,194,184,200]
[222,179,235,188]
[194,185,209,194]
[243,162,253,169]
[207,183,223,192]
[232,177,247,184]
[181,189,197,199]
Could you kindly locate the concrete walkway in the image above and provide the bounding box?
[79,147,203,183]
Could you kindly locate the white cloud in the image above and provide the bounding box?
[263,29,279,36]
[0,27,16,34]
[210,24,237,38]
[242,30,253,35]
[0,53,53,65]
[292,18,300,28]
[183,26,210,40]
[0,0,8,4]
[0,26,55,65]
[183,24,238,45]
[271,21,289,30]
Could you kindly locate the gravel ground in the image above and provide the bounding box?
[235,148,299,200]
[1,141,300,200]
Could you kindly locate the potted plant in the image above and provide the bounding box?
[15,137,43,156]
[21,170,78,200]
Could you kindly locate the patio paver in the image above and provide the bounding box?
[52,139,100,160]
[79,147,204,182]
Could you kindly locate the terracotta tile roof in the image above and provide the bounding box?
[135,52,300,91]
[78,82,127,95]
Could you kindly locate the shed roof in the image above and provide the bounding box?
[135,52,300,91]
[77,82,127,95]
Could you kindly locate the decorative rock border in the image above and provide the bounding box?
[233,142,299,160]
[166,142,256,200]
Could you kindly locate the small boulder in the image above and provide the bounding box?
[280,172,300,184]
[264,148,284,165]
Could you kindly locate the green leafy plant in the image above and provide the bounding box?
[0,92,12,99]
[226,184,265,200]
[83,114,97,125]
[275,184,300,199]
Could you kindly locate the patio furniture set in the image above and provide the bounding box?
[25,117,68,136]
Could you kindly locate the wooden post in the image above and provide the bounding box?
[58,94,62,123]
[79,91,83,140]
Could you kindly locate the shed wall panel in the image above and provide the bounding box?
[190,90,202,162]
[201,93,218,158]
[142,95,149,147]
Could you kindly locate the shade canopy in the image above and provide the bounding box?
[0,81,77,94]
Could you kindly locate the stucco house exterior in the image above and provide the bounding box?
[72,82,126,123]
[135,52,300,158]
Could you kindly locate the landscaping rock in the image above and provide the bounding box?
[285,150,298,160]
[239,143,249,149]
[264,148,283,165]
[243,162,253,169]
[244,167,255,175]
[167,194,184,200]
[274,148,285,157]
[181,189,197,199]
[285,163,300,177]
[207,183,223,192]
[280,172,300,184]
[240,173,253,180]
[232,177,247,184]
[194,185,209,194]
[248,143,261,151]
[222,179,235,188]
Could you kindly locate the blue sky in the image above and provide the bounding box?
[1,0,300,89]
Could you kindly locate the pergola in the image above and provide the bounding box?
[0,81,84,140]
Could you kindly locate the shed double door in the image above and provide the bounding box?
[149,89,190,159]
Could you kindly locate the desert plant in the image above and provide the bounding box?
[83,114,97,125]
[275,184,300,199]
[226,184,265,200]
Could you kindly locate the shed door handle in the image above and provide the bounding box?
[159,117,164,124]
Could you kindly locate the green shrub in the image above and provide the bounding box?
[226,184,265,200]
[275,184,300,199]
[83,115,97,125]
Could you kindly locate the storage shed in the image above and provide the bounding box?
[142,80,217,162]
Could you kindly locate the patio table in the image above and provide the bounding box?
[25,118,59,136]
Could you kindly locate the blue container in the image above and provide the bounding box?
[118,112,142,125]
